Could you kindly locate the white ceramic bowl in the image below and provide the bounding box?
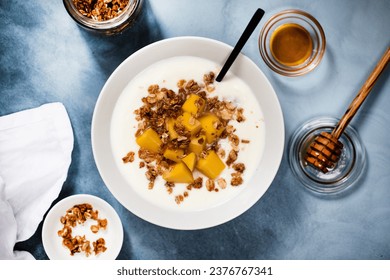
[92,36,284,230]
[42,194,123,260]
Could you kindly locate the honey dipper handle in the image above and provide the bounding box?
[332,47,390,139]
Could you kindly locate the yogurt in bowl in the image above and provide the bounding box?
[110,55,265,211]
[92,36,284,229]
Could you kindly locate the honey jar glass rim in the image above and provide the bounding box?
[267,9,323,26]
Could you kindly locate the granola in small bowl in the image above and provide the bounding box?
[42,194,123,259]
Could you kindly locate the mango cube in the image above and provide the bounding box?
[178,112,202,136]
[188,135,206,155]
[163,162,194,184]
[182,94,206,115]
[196,150,225,179]
[136,128,162,153]
[165,118,179,139]
[182,152,197,171]
[198,113,224,144]
[163,148,184,163]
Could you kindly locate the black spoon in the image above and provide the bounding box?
[216,8,265,82]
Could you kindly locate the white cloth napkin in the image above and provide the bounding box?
[0,103,73,259]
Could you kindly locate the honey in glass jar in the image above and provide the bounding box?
[270,23,313,66]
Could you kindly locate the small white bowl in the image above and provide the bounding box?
[42,194,123,260]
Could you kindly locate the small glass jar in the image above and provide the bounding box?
[288,117,366,195]
[259,9,326,76]
[63,0,143,35]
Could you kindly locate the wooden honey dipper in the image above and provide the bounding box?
[305,47,390,173]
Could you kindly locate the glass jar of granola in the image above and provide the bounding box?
[63,0,143,35]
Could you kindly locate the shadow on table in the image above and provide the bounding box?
[77,0,163,78]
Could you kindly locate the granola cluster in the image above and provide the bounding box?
[123,71,249,204]
[72,0,129,21]
[57,203,108,257]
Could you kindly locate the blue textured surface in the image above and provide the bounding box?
[1,0,390,260]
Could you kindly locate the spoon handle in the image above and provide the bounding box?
[332,47,390,139]
[216,8,265,82]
